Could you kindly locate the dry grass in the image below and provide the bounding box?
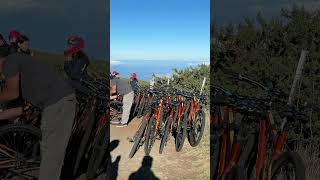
[296,142,320,180]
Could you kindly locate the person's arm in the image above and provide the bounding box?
[0,74,19,103]
[0,107,23,120]
[110,95,118,100]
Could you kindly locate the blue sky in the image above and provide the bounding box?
[111,0,210,61]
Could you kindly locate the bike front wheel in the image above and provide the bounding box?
[271,151,305,180]
[144,115,156,155]
[175,112,188,152]
[188,109,206,147]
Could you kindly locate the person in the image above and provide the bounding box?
[111,71,119,79]
[63,35,90,90]
[17,35,34,56]
[0,51,76,180]
[0,34,10,72]
[0,34,5,47]
[0,33,10,62]
[130,73,139,94]
[110,75,134,127]
[8,30,20,53]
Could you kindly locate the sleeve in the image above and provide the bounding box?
[3,55,20,78]
[64,58,88,80]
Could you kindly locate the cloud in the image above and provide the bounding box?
[187,61,210,66]
[110,60,124,66]
[154,73,172,78]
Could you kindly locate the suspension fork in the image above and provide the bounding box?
[188,99,195,125]
[218,107,232,178]
[155,100,164,131]
[177,98,184,127]
[143,112,152,135]
[255,117,267,180]
[266,125,288,180]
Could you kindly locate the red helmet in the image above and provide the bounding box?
[64,35,85,57]
[130,73,137,79]
[112,71,119,76]
[8,31,20,42]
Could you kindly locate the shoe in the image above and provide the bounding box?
[110,120,121,125]
[116,123,128,127]
[127,137,135,142]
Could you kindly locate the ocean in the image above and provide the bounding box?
[110,60,209,80]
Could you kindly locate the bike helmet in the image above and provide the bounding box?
[112,71,119,76]
[64,35,85,57]
[8,30,20,43]
[130,73,137,79]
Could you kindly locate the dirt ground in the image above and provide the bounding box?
[105,116,210,180]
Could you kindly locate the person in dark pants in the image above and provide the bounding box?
[110,77,134,127]
[0,52,75,180]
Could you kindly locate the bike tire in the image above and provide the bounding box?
[188,109,206,147]
[271,151,305,180]
[128,119,147,158]
[137,98,146,118]
[73,105,96,177]
[175,106,188,152]
[132,97,141,117]
[86,124,109,180]
[144,115,156,156]
[159,115,172,154]
[0,124,41,179]
[225,165,247,180]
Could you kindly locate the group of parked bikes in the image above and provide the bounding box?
[110,83,208,159]
[211,67,308,180]
[0,73,109,180]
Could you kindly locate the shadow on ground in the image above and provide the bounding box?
[128,156,160,180]
[106,140,121,180]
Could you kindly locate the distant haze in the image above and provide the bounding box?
[111,59,209,80]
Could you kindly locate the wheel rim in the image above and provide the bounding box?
[193,114,203,141]
[147,120,156,153]
[0,129,40,179]
[272,162,296,180]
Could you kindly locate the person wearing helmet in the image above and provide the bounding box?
[0,51,75,180]
[0,34,10,71]
[111,71,119,79]
[8,30,20,54]
[0,34,5,47]
[17,35,34,56]
[130,73,139,94]
[110,74,134,127]
[63,35,90,90]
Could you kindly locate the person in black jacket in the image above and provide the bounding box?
[63,35,89,90]
[130,73,139,94]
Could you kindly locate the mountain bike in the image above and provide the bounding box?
[61,76,109,179]
[128,94,162,158]
[212,72,307,180]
